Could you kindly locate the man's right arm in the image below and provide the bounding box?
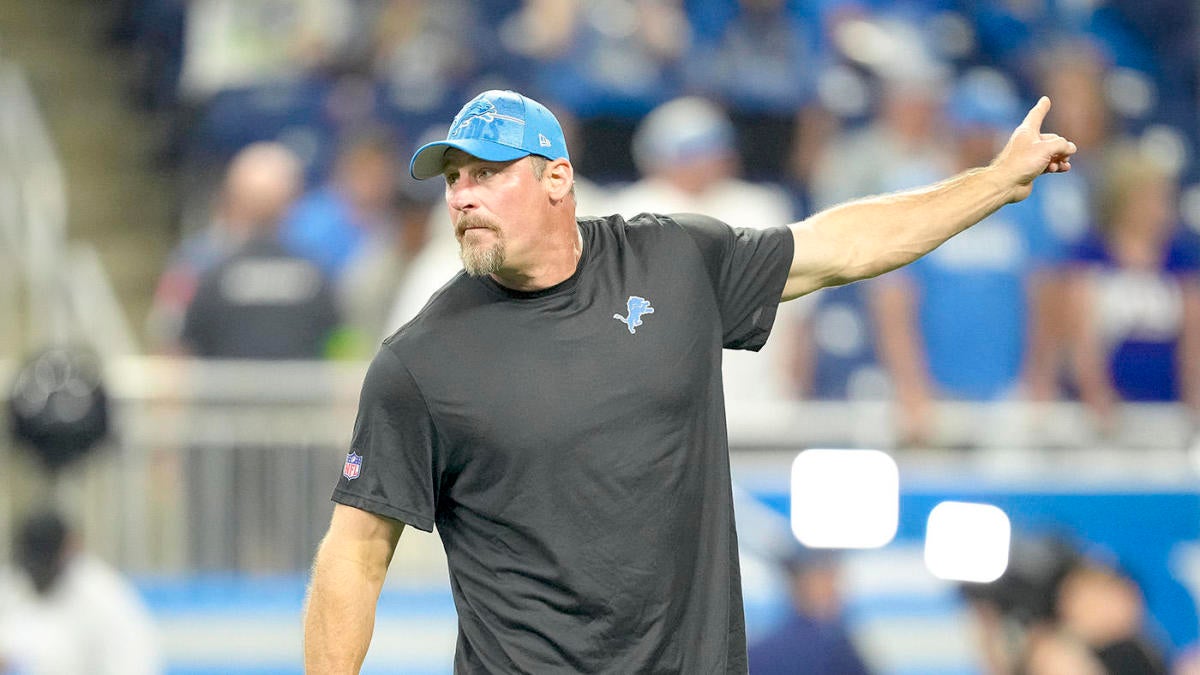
[781,97,1076,301]
[304,504,404,674]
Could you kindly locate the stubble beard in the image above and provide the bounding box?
[456,213,506,277]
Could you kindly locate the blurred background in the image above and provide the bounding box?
[1,0,1200,673]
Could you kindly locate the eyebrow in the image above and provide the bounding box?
[442,156,518,176]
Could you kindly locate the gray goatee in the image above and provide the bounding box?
[457,214,505,276]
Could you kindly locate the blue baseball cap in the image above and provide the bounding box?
[409,90,570,180]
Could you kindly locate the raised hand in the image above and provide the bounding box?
[992,96,1078,203]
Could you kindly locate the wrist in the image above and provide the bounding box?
[979,163,1021,205]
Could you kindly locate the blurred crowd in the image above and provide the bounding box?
[962,535,1176,675]
[100,0,1200,443]
[5,4,1200,672]
[749,535,1181,675]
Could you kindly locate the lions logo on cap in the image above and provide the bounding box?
[451,99,498,139]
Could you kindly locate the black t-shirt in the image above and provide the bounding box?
[182,237,339,359]
[333,213,794,674]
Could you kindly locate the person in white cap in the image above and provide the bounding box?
[304,88,1076,674]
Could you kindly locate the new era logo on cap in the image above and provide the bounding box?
[409,90,570,180]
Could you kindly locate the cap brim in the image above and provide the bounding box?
[409,139,533,180]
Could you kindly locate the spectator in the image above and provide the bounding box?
[810,62,953,210]
[1038,43,1114,161]
[683,0,833,184]
[792,283,888,401]
[1065,143,1200,427]
[180,142,340,359]
[1016,42,1112,400]
[1054,556,1170,674]
[178,0,356,101]
[967,0,1157,92]
[611,96,794,228]
[502,0,690,181]
[367,0,489,118]
[337,182,437,352]
[148,134,315,351]
[962,534,1170,675]
[610,95,801,403]
[0,510,162,675]
[803,62,952,407]
[748,547,872,675]
[870,71,1071,447]
[282,128,401,282]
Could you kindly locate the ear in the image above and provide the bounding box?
[544,158,575,203]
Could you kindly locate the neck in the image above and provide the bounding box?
[490,220,583,292]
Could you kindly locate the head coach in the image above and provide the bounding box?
[304,89,1075,673]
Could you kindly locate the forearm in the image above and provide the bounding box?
[304,539,389,674]
[785,166,1010,299]
[873,292,933,404]
[1179,284,1200,414]
[1022,271,1068,400]
[1064,275,1117,414]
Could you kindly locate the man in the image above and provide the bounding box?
[0,511,161,675]
[281,129,400,282]
[871,71,1075,447]
[179,142,340,359]
[149,139,315,352]
[748,548,870,675]
[304,89,1074,673]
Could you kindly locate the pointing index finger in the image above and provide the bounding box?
[1021,96,1051,132]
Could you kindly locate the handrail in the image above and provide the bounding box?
[2,355,1197,573]
[93,356,1200,456]
[0,58,138,358]
[0,60,69,348]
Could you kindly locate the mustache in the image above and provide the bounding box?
[455,214,501,238]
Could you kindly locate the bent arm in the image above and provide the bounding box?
[304,504,404,674]
[782,97,1076,300]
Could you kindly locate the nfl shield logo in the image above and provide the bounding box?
[343,452,363,480]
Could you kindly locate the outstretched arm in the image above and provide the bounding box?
[782,97,1076,300]
[304,504,404,674]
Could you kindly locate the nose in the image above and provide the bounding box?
[446,179,478,214]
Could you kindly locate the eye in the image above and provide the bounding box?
[444,172,458,187]
[475,166,496,180]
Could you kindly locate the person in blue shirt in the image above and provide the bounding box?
[872,71,1075,446]
[281,130,399,281]
[1066,143,1200,423]
[748,547,872,675]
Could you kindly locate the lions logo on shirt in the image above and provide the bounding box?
[614,296,655,334]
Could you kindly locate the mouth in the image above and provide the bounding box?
[456,217,498,238]
[457,226,493,240]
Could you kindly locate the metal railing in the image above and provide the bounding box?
[2,357,1197,575]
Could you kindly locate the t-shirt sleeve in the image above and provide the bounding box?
[665,213,795,351]
[332,346,440,532]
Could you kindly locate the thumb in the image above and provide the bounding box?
[1020,96,1051,133]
